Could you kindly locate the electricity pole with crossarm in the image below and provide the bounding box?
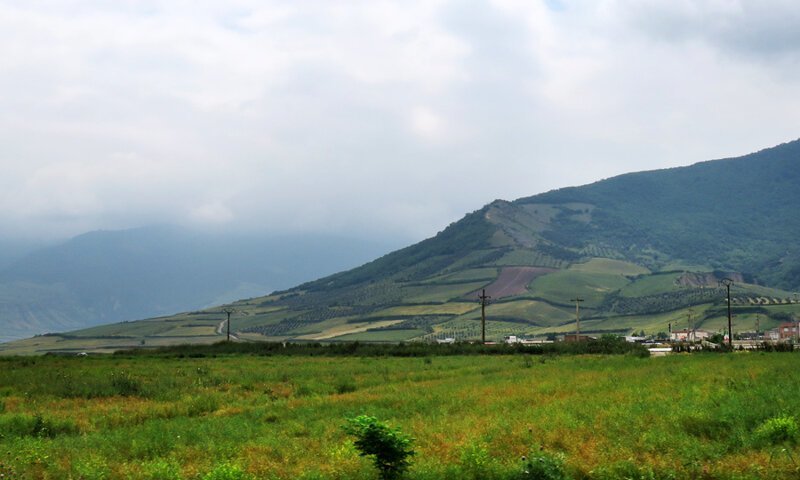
[571,297,584,337]
[223,308,235,342]
[478,289,491,344]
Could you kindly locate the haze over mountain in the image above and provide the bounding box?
[3,139,800,354]
[0,227,397,343]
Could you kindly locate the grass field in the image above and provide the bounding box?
[528,270,630,308]
[568,258,650,276]
[2,351,800,479]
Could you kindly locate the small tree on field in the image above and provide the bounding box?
[343,415,415,480]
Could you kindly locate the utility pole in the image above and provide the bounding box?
[223,308,235,342]
[478,289,491,344]
[720,279,734,348]
[687,308,695,342]
[571,297,584,337]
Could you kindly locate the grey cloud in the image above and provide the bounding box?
[1,1,800,245]
[619,1,800,59]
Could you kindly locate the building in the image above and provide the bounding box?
[670,329,710,342]
[765,329,780,342]
[776,322,800,340]
[563,334,592,342]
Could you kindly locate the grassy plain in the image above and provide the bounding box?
[2,351,800,479]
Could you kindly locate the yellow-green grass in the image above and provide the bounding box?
[426,316,551,341]
[568,257,650,276]
[443,249,501,270]
[150,325,219,337]
[294,320,404,341]
[401,281,490,303]
[232,309,304,330]
[529,270,630,308]
[421,267,499,284]
[699,313,782,334]
[65,319,185,338]
[331,329,426,342]
[495,248,565,268]
[1,354,800,479]
[281,315,358,336]
[618,272,682,297]
[587,304,716,335]
[368,303,479,317]
[659,262,713,272]
[732,283,798,299]
[458,299,573,327]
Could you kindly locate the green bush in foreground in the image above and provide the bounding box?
[754,415,800,447]
[344,415,415,480]
[202,463,251,480]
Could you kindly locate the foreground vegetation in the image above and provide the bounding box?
[2,349,800,479]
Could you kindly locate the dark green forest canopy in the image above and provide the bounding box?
[520,139,800,288]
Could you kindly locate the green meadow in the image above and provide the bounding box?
[2,351,800,479]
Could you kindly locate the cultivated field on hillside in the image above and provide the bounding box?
[2,352,800,479]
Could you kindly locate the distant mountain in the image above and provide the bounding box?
[0,227,397,343]
[5,139,800,353]
[0,239,43,270]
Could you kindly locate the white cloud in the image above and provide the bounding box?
[409,106,446,141]
[1,0,799,243]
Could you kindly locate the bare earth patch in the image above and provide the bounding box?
[468,267,555,299]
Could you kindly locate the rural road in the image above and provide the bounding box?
[215,319,239,341]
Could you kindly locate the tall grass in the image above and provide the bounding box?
[0,353,799,478]
[111,336,649,358]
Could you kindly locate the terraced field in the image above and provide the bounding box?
[4,258,800,354]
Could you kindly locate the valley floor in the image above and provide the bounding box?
[1,352,799,479]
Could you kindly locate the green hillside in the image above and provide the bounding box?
[5,139,800,354]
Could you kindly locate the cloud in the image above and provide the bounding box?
[1,0,799,243]
[614,0,800,59]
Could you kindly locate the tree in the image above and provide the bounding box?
[343,415,415,479]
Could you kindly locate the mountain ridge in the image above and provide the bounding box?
[4,138,800,353]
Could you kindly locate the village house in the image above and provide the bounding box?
[670,329,710,341]
[775,322,800,340]
[765,329,781,341]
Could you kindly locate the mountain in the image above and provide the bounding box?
[0,227,397,343]
[4,139,800,354]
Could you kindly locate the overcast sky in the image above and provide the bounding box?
[2,0,799,244]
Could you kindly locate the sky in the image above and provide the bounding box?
[2,0,800,245]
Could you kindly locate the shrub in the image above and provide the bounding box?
[459,443,500,480]
[519,451,568,480]
[72,454,111,480]
[110,371,143,396]
[186,393,221,417]
[202,463,250,480]
[591,460,657,480]
[334,378,357,394]
[754,415,799,447]
[343,415,415,480]
[140,459,183,480]
[0,413,79,439]
[681,415,732,441]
